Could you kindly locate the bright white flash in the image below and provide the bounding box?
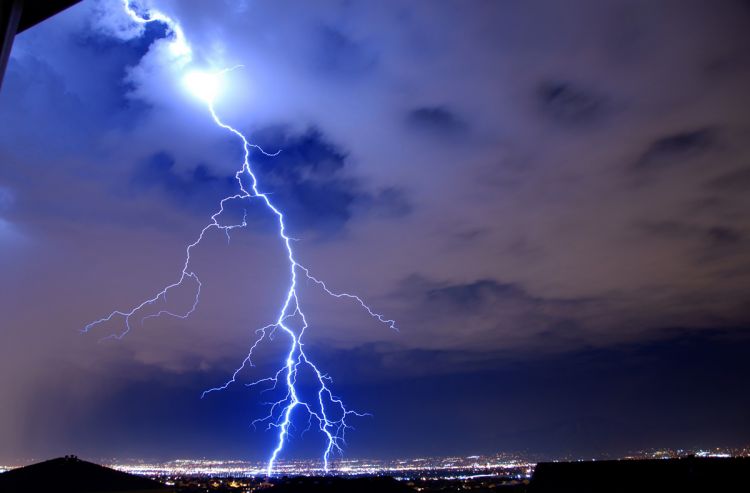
[184,71,221,103]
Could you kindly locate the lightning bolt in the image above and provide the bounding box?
[83,0,397,476]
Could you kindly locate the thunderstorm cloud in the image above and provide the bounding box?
[1,0,749,462]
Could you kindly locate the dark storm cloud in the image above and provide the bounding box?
[123,124,411,236]
[410,277,590,311]
[425,279,533,309]
[702,226,746,262]
[249,126,360,234]
[633,128,717,170]
[355,186,413,219]
[706,165,750,193]
[640,220,745,261]
[75,18,166,74]
[72,21,171,118]
[406,106,466,135]
[249,126,411,234]
[312,25,378,77]
[130,151,236,212]
[706,226,743,246]
[387,275,600,353]
[536,80,608,125]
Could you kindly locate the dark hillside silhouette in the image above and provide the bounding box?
[0,455,172,493]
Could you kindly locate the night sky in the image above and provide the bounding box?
[1,0,750,464]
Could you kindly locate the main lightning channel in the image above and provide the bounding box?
[84,0,397,477]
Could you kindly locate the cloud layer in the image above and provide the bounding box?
[1,0,749,462]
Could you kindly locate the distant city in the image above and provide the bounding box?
[3,447,747,478]
[3,448,750,493]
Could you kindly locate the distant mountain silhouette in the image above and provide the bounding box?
[0,455,172,493]
[529,456,750,493]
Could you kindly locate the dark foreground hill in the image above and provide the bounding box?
[529,456,750,493]
[271,476,414,493]
[0,455,172,493]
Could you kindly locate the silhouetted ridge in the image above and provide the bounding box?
[0,455,171,493]
[529,456,750,493]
